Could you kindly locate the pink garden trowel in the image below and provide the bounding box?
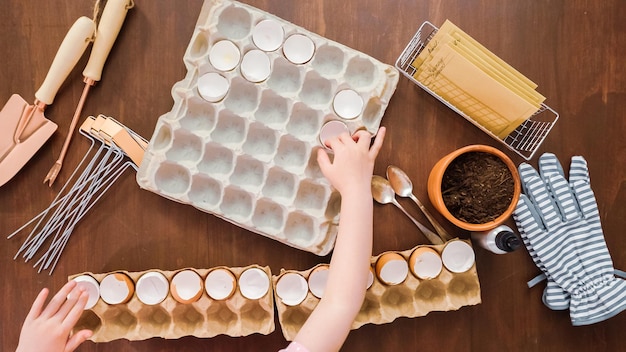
[0,16,93,187]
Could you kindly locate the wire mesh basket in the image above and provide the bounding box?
[395,21,558,160]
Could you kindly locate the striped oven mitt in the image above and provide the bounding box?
[513,153,626,325]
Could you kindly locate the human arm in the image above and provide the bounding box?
[16,280,92,352]
[289,127,386,352]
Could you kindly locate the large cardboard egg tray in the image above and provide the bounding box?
[70,265,274,342]
[272,240,482,341]
[136,0,399,256]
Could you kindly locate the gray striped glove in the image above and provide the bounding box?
[515,155,571,310]
[513,153,626,325]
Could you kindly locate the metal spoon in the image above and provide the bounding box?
[386,165,452,242]
[371,175,443,245]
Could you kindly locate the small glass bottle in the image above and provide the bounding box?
[471,225,521,254]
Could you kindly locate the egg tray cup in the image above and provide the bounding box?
[273,240,482,341]
[69,265,274,342]
[135,0,399,256]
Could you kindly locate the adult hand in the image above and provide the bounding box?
[16,280,92,352]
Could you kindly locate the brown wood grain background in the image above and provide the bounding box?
[1,1,625,351]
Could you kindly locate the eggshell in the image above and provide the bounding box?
[283,34,315,64]
[252,19,284,51]
[99,273,134,305]
[441,240,476,273]
[209,40,240,71]
[409,247,443,279]
[319,120,349,148]
[136,271,169,305]
[366,266,375,289]
[72,274,100,309]
[276,272,308,306]
[198,72,229,102]
[307,265,329,299]
[238,267,270,300]
[205,268,237,300]
[375,252,408,285]
[241,49,271,83]
[170,269,203,304]
[333,89,363,120]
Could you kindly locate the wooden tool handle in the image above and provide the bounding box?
[82,0,132,82]
[34,16,93,105]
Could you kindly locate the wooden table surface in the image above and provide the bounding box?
[2,1,625,351]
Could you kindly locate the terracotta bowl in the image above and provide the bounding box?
[427,145,521,232]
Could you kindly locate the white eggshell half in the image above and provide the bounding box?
[283,34,315,64]
[333,89,363,120]
[205,268,236,300]
[252,19,284,51]
[136,271,169,305]
[377,254,409,285]
[198,72,229,102]
[209,40,241,71]
[307,266,330,299]
[276,272,308,306]
[366,267,375,289]
[442,240,476,273]
[241,49,271,83]
[72,275,100,309]
[171,270,203,304]
[99,273,134,305]
[319,120,349,148]
[411,250,443,279]
[238,267,270,300]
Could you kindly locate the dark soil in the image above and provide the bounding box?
[441,151,514,224]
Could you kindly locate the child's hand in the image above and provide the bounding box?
[16,280,92,352]
[294,126,385,351]
[317,126,386,196]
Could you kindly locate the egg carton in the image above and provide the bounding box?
[69,265,274,342]
[272,240,482,341]
[136,0,399,255]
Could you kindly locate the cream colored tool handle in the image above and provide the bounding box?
[82,0,131,82]
[34,17,93,105]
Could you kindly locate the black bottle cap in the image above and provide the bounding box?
[495,231,521,252]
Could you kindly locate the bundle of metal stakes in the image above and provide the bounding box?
[7,115,146,274]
